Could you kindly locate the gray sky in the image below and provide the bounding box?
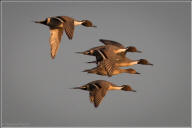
[2,2,190,127]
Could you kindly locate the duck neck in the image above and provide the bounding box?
[74,20,83,26]
[108,85,123,90]
[115,48,127,54]
[119,68,128,73]
[127,60,139,66]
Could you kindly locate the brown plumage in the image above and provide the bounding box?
[82,49,152,76]
[72,80,136,108]
[85,47,153,67]
[34,16,96,59]
[83,63,140,77]
[76,39,142,58]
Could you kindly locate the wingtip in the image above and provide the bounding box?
[94,104,99,108]
[51,55,55,59]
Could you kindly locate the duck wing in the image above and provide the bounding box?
[88,83,108,108]
[99,39,125,48]
[63,20,74,40]
[100,59,115,77]
[96,49,115,77]
[58,16,74,40]
[49,28,64,59]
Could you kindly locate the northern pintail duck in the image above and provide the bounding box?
[84,49,152,76]
[76,39,141,57]
[114,58,153,67]
[87,46,153,67]
[72,80,136,108]
[99,39,142,54]
[83,64,140,77]
[34,16,96,59]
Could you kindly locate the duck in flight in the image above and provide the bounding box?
[83,49,152,76]
[83,63,140,77]
[83,66,140,77]
[76,39,141,57]
[34,16,96,59]
[72,80,136,108]
[85,45,153,66]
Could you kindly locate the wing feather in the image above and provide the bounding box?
[102,59,115,77]
[49,28,63,59]
[95,49,115,77]
[93,88,108,108]
[64,20,74,40]
[99,39,125,48]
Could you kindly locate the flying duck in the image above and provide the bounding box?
[83,64,140,77]
[34,16,96,59]
[72,80,136,108]
[82,48,152,76]
[76,39,141,57]
[99,39,142,54]
[85,47,153,67]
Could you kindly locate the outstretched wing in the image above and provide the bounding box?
[99,39,125,48]
[100,59,115,77]
[64,21,74,40]
[93,89,105,108]
[57,16,75,40]
[88,83,108,108]
[49,28,63,59]
[96,49,115,77]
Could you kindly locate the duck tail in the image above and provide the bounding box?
[82,68,96,73]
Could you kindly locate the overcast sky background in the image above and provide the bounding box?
[2,1,190,127]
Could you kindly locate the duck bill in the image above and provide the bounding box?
[75,51,90,55]
[147,63,153,66]
[135,72,140,74]
[75,52,86,55]
[136,50,142,53]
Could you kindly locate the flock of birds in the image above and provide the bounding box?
[35,16,153,108]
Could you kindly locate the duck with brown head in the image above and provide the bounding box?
[34,16,96,59]
[72,80,136,108]
[83,65,141,77]
[76,39,142,58]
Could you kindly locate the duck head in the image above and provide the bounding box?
[125,68,140,74]
[81,20,97,27]
[138,59,153,66]
[126,46,142,53]
[121,85,136,92]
